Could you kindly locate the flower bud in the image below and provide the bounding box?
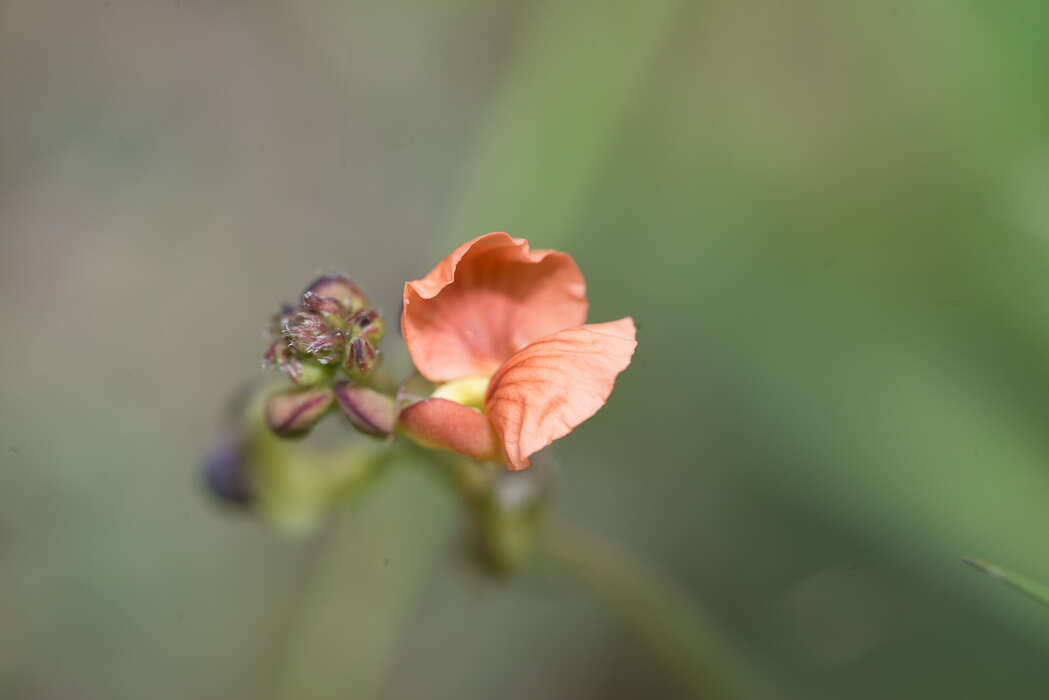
[344,310,385,380]
[264,386,334,437]
[303,275,370,315]
[301,292,347,324]
[333,382,395,436]
[281,311,345,365]
[265,276,382,386]
[264,340,328,386]
[345,338,377,380]
[201,433,252,506]
[351,309,384,343]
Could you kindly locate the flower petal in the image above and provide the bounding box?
[402,233,588,382]
[398,397,502,462]
[484,318,637,470]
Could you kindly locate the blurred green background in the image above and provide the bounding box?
[4,0,1049,697]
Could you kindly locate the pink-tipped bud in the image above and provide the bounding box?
[304,275,370,315]
[333,382,395,436]
[264,386,334,437]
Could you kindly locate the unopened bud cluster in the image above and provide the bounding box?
[262,275,393,439]
[264,275,383,385]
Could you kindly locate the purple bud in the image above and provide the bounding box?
[264,386,335,437]
[333,382,395,436]
[201,434,252,506]
[303,275,370,314]
[302,292,348,320]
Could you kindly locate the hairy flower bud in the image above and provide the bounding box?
[301,292,347,323]
[264,275,383,388]
[264,339,328,386]
[304,275,369,315]
[282,311,345,364]
[264,386,334,437]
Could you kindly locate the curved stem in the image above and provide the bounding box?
[264,465,458,700]
[261,520,338,700]
[249,425,776,698]
[540,513,776,700]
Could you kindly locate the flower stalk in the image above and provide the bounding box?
[541,514,775,700]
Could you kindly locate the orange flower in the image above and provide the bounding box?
[400,233,637,469]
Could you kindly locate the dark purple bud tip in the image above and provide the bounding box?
[343,311,385,380]
[265,386,335,437]
[348,309,385,344]
[304,275,370,314]
[345,337,380,380]
[201,434,252,506]
[333,382,395,436]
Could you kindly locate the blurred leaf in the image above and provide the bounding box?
[964,558,1049,609]
[445,0,683,244]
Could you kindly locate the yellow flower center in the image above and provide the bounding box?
[430,375,491,410]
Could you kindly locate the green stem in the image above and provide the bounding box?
[261,520,339,700]
[540,513,776,700]
[963,557,1049,607]
[254,428,776,698]
[265,463,458,700]
[407,447,775,697]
